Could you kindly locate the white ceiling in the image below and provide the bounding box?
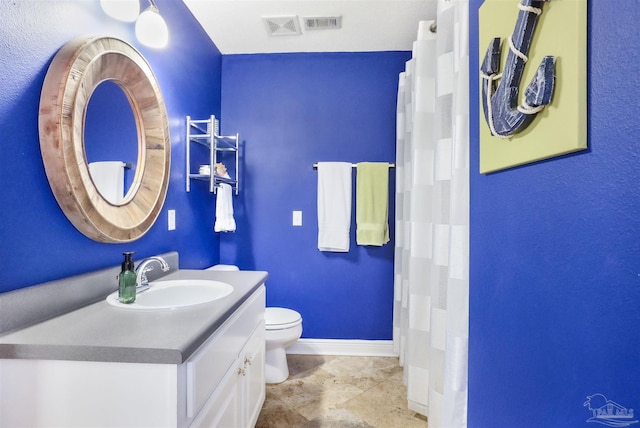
[182,0,436,54]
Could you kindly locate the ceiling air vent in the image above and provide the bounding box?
[263,16,301,36]
[303,16,342,31]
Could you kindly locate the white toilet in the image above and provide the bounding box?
[264,307,302,383]
[205,265,303,384]
[206,264,240,272]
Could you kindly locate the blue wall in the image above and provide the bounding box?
[220,52,410,339]
[0,0,223,292]
[469,1,640,426]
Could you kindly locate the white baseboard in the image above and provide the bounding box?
[286,339,397,357]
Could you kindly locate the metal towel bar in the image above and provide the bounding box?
[312,162,395,169]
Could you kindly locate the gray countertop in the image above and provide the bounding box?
[0,269,268,364]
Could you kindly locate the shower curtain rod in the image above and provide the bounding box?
[430,0,452,33]
[312,162,395,169]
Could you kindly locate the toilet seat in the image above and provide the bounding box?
[265,307,302,330]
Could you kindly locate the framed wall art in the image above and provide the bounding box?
[479,0,587,173]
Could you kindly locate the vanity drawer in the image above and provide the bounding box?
[186,285,265,418]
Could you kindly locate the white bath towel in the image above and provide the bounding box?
[317,162,352,252]
[214,174,236,232]
[88,161,125,204]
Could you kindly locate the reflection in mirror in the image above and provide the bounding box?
[84,81,138,204]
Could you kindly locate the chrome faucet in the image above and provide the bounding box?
[135,256,170,292]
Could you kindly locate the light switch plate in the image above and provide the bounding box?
[292,210,302,226]
[168,210,176,230]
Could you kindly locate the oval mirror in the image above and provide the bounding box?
[38,36,171,243]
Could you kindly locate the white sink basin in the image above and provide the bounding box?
[106,279,234,310]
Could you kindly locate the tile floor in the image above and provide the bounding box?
[255,354,428,428]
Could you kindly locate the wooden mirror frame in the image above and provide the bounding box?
[39,35,170,243]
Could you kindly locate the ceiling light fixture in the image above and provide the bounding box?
[100,0,140,22]
[135,0,169,49]
[102,0,169,49]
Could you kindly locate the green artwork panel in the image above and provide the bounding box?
[479,0,587,173]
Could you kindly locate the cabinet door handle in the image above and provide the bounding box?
[244,356,253,366]
[237,367,246,376]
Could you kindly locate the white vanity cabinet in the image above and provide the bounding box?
[191,319,265,427]
[0,285,266,428]
[188,286,265,428]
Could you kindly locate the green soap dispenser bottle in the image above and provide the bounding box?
[118,252,137,304]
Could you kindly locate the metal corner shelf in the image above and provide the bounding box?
[186,115,239,195]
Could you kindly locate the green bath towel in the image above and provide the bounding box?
[356,162,390,246]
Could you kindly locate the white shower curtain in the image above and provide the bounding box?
[394,1,469,426]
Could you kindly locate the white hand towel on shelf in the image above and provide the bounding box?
[317,162,352,252]
[214,174,236,233]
